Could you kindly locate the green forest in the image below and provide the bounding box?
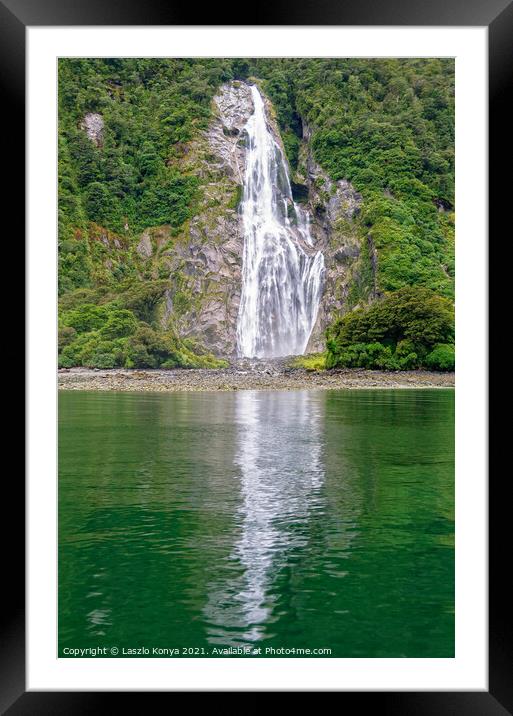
[58,58,454,371]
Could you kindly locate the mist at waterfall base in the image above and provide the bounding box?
[236,85,325,359]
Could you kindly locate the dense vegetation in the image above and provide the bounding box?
[58,281,226,369]
[255,58,455,301]
[326,287,455,371]
[58,59,238,294]
[58,59,239,367]
[58,58,454,370]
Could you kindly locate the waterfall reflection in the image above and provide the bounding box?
[204,390,325,646]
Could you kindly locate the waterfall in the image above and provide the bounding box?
[236,85,325,359]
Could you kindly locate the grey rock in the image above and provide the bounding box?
[136,232,153,258]
[160,290,174,329]
[155,83,253,357]
[214,82,254,133]
[206,83,254,183]
[333,245,360,262]
[80,113,104,147]
[328,179,362,221]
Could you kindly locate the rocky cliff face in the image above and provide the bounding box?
[148,81,367,357]
[131,82,254,357]
[299,134,364,352]
[169,82,253,356]
[82,81,367,357]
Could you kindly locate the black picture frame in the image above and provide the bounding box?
[4,0,506,709]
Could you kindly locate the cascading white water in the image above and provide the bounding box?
[236,85,325,358]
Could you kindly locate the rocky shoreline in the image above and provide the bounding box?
[58,360,454,393]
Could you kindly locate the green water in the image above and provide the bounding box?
[59,389,454,658]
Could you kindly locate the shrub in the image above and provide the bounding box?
[99,309,138,339]
[84,182,120,227]
[290,353,327,371]
[58,353,75,368]
[327,342,399,370]
[125,325,170,368]
[63,303,109,333]
[424,343,455,371]
[395,338,419,369]
[89,352,118,369]
[58,325,77,349]
[119,280,169,323]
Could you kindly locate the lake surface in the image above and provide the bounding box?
[59,389,454,658]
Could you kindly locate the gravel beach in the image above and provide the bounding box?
[58,359,454,392]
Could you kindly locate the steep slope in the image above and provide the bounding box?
[58,59,454,369]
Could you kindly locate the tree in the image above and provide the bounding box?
[326,286,454,370]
